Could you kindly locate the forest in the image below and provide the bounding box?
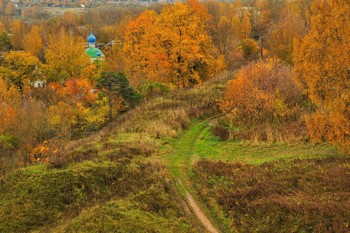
[0,0,349,232]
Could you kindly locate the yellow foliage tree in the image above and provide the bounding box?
[294,0,350,153]
[0,51,43,90]
[0,22,6,32]
[0,79,21,134]
[23,26,44,58]
[240,11,251,39]
[5,2,15,16]
[11,20,26,50]
[123,10,164,85]
[45,29,91,82]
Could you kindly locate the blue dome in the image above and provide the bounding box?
[88,32,96,43]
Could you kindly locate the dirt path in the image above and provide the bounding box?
[165,121,221,233]
[177,178,219,233]
[185,190,219,233]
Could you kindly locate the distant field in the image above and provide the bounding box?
[43,7,86,17]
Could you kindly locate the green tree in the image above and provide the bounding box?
[0,32,12,51]
[96,71,140,122]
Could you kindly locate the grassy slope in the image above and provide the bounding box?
[0,72,230,232]
[159,120,343,232]
[178,123,350,232]
[0,158,195,232]
[192,122,339,164]
[0,71,348,232]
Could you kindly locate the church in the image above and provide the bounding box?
[85,32,104,62]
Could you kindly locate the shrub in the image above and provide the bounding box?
[220,59,307,141]
[238,38,259,60]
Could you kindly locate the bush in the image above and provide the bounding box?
[238,38,259,60]
[0,135,18,150]
[220,59,307,141]
[139,81,170,98]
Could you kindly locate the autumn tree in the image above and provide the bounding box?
[62,11,79,31]
[220,59,305,141]
[103,21,128,72]
[11,20,27,50]
[266,2,306,64]
[238,38,259,61]
[294,0,350,153]
[0,51,43,90]
[206,1,241,61]
[0,79,21,135]
[5,2,15,16]
[0,0,4,15]
[159,1,221,86]
[0,22,6,32]
[123,0,223,88]
[23,26,44,58]
[47,78,108,137]
[253,0,285,38]
[0,78,47,165]
[123,10,162,85]
[239,11,251,39]
[45,29,91,82]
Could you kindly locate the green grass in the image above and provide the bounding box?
[159,120,342,233]
[61,199,195,233]
[162,121,339,176]
[0,159,192,232]
[192,123,340,165]
[160,120,231,233]
[164,121,208,189]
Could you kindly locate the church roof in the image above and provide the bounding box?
[85,47,104,58]
[87,32,96,44]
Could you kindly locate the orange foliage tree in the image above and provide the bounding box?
[123,0,223,88]
[220,59,306,141]
[294,0,350,153]
[0,79,47,165]
[47,78,109,138]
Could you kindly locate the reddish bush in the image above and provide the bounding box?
[220,59,307,141]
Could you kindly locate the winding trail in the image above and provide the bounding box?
[184,183,219,233]
[165,121,221,233]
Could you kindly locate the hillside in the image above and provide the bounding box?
[0,71,349,232]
